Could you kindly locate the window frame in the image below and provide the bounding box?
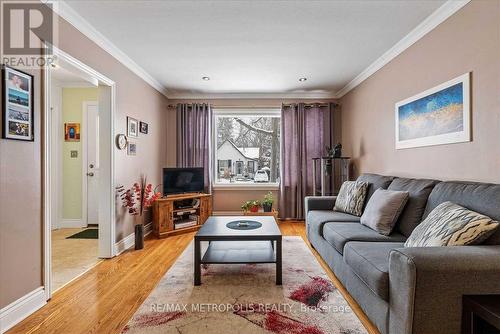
[212,108,281,190]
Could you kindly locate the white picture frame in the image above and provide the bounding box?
[127,116,139,138]
[127,141,137,156]
[395,72,470,149]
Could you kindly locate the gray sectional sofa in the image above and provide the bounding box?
[305,173,500,334]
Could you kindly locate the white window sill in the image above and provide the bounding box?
[212,183,280,191]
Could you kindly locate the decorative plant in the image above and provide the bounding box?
[116,175,162,218]
[241,200,261,212]
[262,192,274,212]
[263,192,274,206]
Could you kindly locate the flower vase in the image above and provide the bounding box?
[135,223,144,250]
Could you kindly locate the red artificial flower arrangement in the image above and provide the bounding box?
[117,175,161,217]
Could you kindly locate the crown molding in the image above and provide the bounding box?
[167,91,338,100]
[51,1,169,97]
[334,0,471,99]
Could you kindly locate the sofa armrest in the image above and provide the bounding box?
[304,196,336,213]
[389,246,500,334]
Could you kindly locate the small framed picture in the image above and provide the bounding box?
[127,117,139,137]
[64,123,80,142]
[127,141,137,156]
[139,121,148,134]
[2,65,34,141]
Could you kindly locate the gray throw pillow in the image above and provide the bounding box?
[405,201,500,247]
[360,189,409,236]
[334,181,368,217]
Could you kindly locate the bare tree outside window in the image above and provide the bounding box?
[215,115,280,184]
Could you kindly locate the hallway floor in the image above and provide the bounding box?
[51,228,101,292]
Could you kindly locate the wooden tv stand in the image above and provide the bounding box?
[152,193,212,238]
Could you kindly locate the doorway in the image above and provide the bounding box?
[43,47,116,299]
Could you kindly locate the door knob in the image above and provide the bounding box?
[87,172,94,177]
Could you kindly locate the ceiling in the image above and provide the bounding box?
[64,0,446,98]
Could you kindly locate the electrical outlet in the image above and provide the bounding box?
[70,150,78,158]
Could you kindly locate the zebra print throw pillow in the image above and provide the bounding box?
[333,181,369,216]
[405,201,499,247]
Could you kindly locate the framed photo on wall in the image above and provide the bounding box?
[127,116,139,137]
[64,123,81,142]
[127,141,137,156]
[395,73,470,149]
[2,65,34,141]
[139,121,148,134]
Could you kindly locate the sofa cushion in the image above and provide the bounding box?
[405,201,499,247]
[388,177,439,237]
[344,242,404,301]
[334,181,369,216]
[361,189,409,236]
[307,210,360,237]
[322,222,407,254]
[357,173,395,204]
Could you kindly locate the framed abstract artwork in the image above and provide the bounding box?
[2,66,34,141]
[127,116,139,137]
[395,72,470,149]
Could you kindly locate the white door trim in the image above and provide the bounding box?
[43,46,116,301]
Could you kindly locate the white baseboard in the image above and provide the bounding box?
[59,219,86,228]
[0,287,46,333]
[114,223,152,256]
[212,211,243,216]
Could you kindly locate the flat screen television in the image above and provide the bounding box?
[163,167,205,196]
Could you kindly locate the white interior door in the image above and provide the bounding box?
[85,102,99,226]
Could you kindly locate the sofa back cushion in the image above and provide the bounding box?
[388,177,439,237]
[424,181,500,244]
[356,173,394,204]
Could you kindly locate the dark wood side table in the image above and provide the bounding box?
[463,295,500,334]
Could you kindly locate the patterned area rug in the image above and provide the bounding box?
[123,236,368,334]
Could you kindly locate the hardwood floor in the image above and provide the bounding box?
[8,221,379,334]
[51,228,100,292]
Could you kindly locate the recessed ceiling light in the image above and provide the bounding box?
[299,77,307,82]
[202,76,210,81]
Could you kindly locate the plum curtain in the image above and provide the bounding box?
[176,103,212,192]
[279,103,334,219]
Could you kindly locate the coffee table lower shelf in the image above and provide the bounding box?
[201,241,276,264]
[194,238,282,286]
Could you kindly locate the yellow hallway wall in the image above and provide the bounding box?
[61,87,98,220]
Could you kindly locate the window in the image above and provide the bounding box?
[214,109,281,186]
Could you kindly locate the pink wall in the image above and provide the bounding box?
[340,0,500,183]
[0,66,43,307]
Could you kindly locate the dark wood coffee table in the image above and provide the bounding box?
[194,216,282,286]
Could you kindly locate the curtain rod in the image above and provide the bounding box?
[168,102,337,108]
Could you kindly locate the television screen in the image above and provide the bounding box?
[163,168,205,195]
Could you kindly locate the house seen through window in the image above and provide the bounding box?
[215,111,280,185]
